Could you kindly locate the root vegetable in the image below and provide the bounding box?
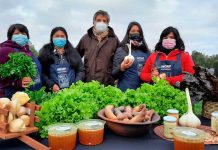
[118,106,125,112]
[124,106,133,119]
[105,105,117,120]
[0,98,11,109]
[19,115,30,126]
[12,92,30,105]
[10,99,21,116]
[179,88,201,128]
[9,119,26,132]
[133,104,146,113]
[130,108,146,123]
[114,108,127,120]
[17,106,28,117]
[144,109,155,121]
[125,42,135,63]
[8,112,14,123]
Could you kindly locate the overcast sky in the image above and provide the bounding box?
[0,0,217,55]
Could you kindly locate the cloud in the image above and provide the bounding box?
[0,0,217,55]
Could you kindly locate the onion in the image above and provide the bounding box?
[19,115,30,126]
[9,119,26,132]
[12,92,30,106]
[0,98,11,109]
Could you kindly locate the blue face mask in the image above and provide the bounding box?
[53,38,67,48]
[12,34,29,47]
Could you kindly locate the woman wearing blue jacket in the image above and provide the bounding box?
[112,22,150,92]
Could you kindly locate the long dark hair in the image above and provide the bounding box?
[120,21,149,52]
[7,23,30,40]
[39,27,81,70]
[155,26,185,51]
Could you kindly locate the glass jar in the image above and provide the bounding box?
[77,119,106,146]
[167,109,179,124]
[48,123,77,150]
[211,111,218,132]
[173,127,205,150]
[163,116,177,139]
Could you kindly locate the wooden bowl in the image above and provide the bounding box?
[97,109,160,136]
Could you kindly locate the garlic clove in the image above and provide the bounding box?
[9,119,26,132]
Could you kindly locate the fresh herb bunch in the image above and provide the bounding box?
[25,87,54,105]
[0,52,37,79]
[36,80,187,138]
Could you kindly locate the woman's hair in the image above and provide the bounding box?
[39,27,81,70]
[155,26,185,51]
[7,23,30,40]
[120,21,149,52]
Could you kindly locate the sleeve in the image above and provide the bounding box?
[76,36,86,57]
[112,47,126,79]
[41,73,55,89]
[166,52,195,85]
[140,53,155,83]
[74,58,85,82]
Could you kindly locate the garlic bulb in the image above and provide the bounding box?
[9,119,26,132]
[125,40,135,63]
[179,88,201,128]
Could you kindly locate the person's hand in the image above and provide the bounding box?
[21,77,32,88]
[159,73,167,80]
[120,59,134,71]
[52,84,60,93]
[151,67,159,77]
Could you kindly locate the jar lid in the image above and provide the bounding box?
[167,109,179,114]
[47,123,77,136]
[76,119,105,130]
[211,111,218,118]
[173,127,205,142]
[163,116,177,122]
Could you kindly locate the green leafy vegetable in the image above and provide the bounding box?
[36,80,187,138]
[0,52,37,79]
[25,87,54,105]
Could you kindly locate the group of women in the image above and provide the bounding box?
[0,21,195,98]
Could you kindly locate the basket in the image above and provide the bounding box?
[202,101,218,119]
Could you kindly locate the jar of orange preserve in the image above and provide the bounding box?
[167,109,179,124]
[48,123,77,150]
[173,127,206,150]
[77,119,106,146]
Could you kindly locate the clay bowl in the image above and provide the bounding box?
[98,109,160,136]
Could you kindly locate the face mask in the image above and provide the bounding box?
[129,33,142,43]
[95,22,108,33]
[53,38,67,48]
[12,34,29,47]
[162,39,176,49]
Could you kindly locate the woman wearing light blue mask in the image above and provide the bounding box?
[0,23,43,98]
[39,27,85,92]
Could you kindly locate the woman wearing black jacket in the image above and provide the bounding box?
[38,27,84,92]
[112,22,150,92]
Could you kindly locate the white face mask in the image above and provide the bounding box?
[95,22,108,33]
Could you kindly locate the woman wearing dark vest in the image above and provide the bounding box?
[140,26,195,86]
[38,27,85,92]
[0,24,42,98]
[112,22,150,92]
